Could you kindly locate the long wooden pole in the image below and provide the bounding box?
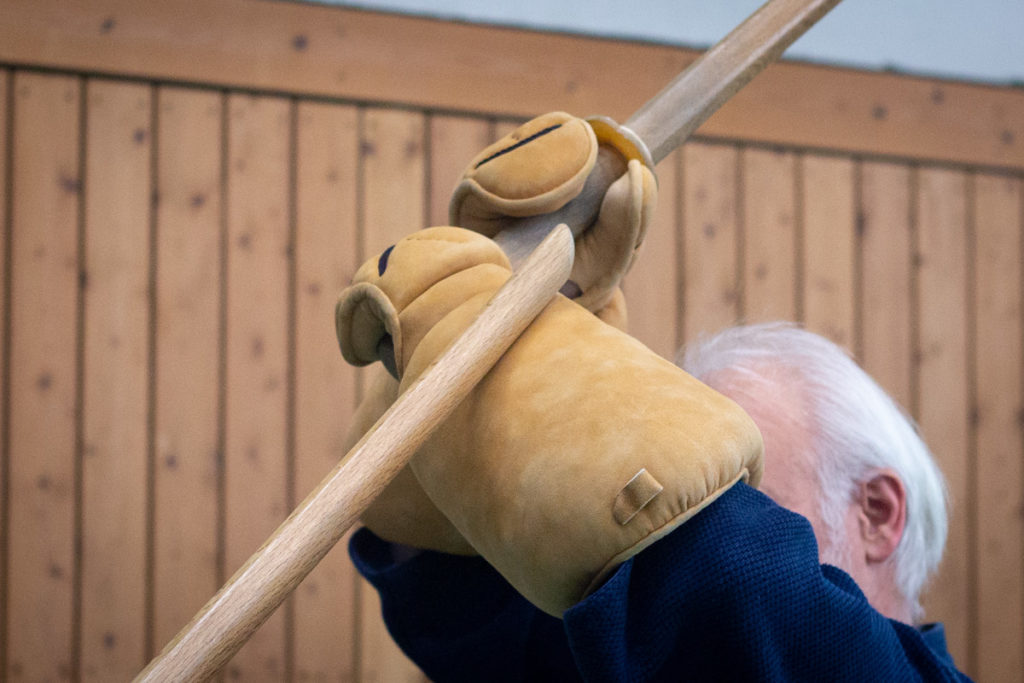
[135,226,575,682]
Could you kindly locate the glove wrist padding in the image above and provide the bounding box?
[337,227,764,616]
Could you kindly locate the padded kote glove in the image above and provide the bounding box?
[348,286,629,554]
[336,227,764,616]
[449,112,656,314]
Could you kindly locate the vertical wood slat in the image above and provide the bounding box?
[152,87,223,651]
[801,155,856,351]
[972,172,1024,683]
[858,161,913,408]
[682,142,740,342]
[80,79,152,681]
[428,114,490,227]
[0,68,8,680]
[624,148,681,359]
[741,147,798,324]
[6,71,81,682]
[224,93,292,681]
[357,106,428,683]
[293,100,359,682]
[915,167,972,674]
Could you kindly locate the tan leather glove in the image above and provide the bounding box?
[449,112,657,314]
[337,227,764,616]
[348,288,628,553]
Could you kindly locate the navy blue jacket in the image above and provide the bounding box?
[350,483,971,682]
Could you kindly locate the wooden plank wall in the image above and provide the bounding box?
[1,4,1023,682]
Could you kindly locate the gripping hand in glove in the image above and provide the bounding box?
[336,227,764,616]
[345,281,629,555]
[449,111,657,314]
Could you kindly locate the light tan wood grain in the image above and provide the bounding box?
[915,166,972,675]
[801,155,856,350]
[0,70,7,679]
[973,172,1024,683]
[428,114,491,226]
[742,147,798,323]
[80,78,152,681]
[6,71,81,682]
[683,142,740,340]
[224,93,292,681]
[293,100,360,682]
[153,86,223,651]
[859,160,913,408]
[362,108,427,252]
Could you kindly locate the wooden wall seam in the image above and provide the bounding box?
[216,89,229,594]
[851,158,864,362]
[0,66,11,683]
[143,82,159,665]
[7,70,83,682]
[733,144,747,325]
[963,170,980,676]
[972,170,1024,681]
[72,75,87,683]
[793,153,806,324]
[907,164,922,422]
[284,96,299,683]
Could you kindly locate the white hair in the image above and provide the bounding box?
[678,322,949,622]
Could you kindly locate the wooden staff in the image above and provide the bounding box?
[138,0,842,678]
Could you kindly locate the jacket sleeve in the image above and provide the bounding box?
[563,482,972,683]
[348,528,580,682]
[351,483,971,682]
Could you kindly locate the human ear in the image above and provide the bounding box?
[857,469,907,564]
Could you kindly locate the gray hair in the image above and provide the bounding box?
[678,322,949,621]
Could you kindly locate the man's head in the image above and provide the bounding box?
[679,322,948,624]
